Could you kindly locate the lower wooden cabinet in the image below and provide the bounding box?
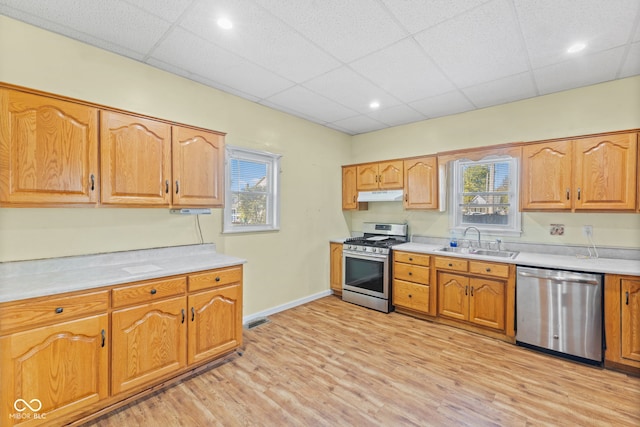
[0,314,109,425]
[604,274,640,374]
[0,264,243,426]
[392,250,433,315]
[111,296,187,395]
[329,242,343,295]
[188,283,242,365]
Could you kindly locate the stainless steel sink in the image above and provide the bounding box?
[436,247,518,259]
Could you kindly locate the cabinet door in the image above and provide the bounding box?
[521,141,572,210]
[329,242,343,293]
[100,110,171,205]
[0,88,99,205]
[621,279,640,363]
[111,297,187,395]
[437,272,468,321]
[188,283,242,365]
[403,156,438,209]
[469,277,505,331]
[574,133,637,210]
[356,163,379,191]
[172,126,224,207]
[342,166,358,210]
[378,160,403,190]
[0,314,108,425]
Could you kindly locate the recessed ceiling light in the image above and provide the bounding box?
[217,17,233,30]
[369,101,380,110]
[567,42,586,54]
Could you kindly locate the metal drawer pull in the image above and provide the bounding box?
[409,257,413,261]
[485,268,491,272]
[150,288,157,295]
[101,329,106,347]
[408,272,412,276]
[408,294,412,298]
[215,276,221,282]
[55,307,64,314]
[626,291,629,305]
[191,307,195,321]
[181,309,185,323]
[448,263,453,267]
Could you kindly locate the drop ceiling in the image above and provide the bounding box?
[1,0,639,135]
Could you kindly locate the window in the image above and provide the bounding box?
[450,156,521,236]
[224,146,281,233]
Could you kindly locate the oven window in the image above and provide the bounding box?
[344,257,384,293]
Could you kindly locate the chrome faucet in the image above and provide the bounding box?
[463,226,481,247]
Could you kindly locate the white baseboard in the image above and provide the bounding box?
[243,290,333,325]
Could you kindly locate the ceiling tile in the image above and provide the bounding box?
[415,0,529,88]
[515,0,640,69]
[350,38,455,103]
[150,27,294,99]
[251,0,407,62]
[410,90,475,118]
[381,0,489,34]
[462,72,537,108]
[534,47,626,95]
[367,104,427,127]
[178,0,340,83]
[0,0,173,56]
[121,0,193,22]
[619,42,640,79]
[261,86,358,123]
[329,115,388,135]
[303,67,402,114]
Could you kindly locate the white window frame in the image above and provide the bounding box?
[224,145,281,234]
[449,155,521,237]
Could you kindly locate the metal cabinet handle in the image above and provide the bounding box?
[405,194,408,202]
[577,187,581,200]
[90,174,95,191]
[471,286,474,297]
[566,188,570,200]
[55,307,64,314]
[465,285,468,296]
[181,309,185,323]
[175,180,180,194]
[150,288,157,295]
[626,291,630,305]
[165,180,169,193]
[191,307,195,321]
[101,329,106,348]
[353,195,356,202]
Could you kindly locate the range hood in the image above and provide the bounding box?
[357,190,403,202]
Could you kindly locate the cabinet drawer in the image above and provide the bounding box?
[112,277,186,308]
[0,290,109,333]
[394,263,430,285]
[469,261,510,278]
[434,256,468,272]
[394,251,430,266]
[188,266,242,292]
[393,279,429,313]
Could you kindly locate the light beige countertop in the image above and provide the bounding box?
[395,242,640,276]
[0,244,246,303]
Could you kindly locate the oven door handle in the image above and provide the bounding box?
[343,250,388,260]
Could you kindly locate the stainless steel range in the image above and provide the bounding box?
[342,222,408,313]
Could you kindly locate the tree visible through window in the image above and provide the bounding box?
[451,156,520,235]
[224,146,281,233]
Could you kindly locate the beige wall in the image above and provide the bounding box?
[0,17,352,316]
[350,76,640,248]
[1,17,638,319]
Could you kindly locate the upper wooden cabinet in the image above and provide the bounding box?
[356,160,403,191]
[0,88,99,205]
[521,132,638,211]
[403,156,438,210]
[172,126,224,207]
[342,166,358,210]
[100,110,172,206]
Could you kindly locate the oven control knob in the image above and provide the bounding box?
[372,248,378,253]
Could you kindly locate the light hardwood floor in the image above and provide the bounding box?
[86,296,640,427]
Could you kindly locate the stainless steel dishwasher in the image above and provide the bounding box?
[516,266,603,364]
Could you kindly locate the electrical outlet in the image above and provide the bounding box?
[550,224,564,235]
[582,225,593,238]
